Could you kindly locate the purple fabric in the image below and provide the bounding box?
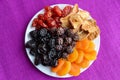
[0,0,120,80]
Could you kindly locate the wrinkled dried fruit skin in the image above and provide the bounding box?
[26,27,78,67]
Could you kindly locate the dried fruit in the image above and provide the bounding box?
[57,61,71,76]
[69,63,80,76]
[51,59,65,72]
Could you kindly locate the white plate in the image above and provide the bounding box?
[25,4,100,78]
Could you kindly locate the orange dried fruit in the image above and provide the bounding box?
[67,48,78,62]
[78,58,90,68]
[75,50,84,63]
[57,61,71,76]
[75,41,81,49]
[84,50,97,60]
[51,59,65,73]
[76,38,89,50]
[69,63,80,76]
[84,41,95,52]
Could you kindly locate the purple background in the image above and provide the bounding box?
[0,0,120,80]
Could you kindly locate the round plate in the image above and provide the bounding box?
[25,4,100,78]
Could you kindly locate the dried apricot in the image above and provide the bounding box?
[84,50,97,60]
[67,48,78,62]
[51,59,65,72]
[84,41,95,52]
[77,58,90,68]
[69,63,80,76]
[75,50,84,63]
[76,38,89,50]
[57,61,71,76]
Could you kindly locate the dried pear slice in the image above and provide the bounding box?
[87,26,100,40]
[69,14,83,29]
[78,31,89,40]
[60,4,79,27]
[81,19,98,33]
[77,10,90,20]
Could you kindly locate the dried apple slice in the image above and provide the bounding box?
[77,10,90,20]
[60,4,79,27]
[69,14,83,29]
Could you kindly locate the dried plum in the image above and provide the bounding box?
[34,55,41,65]
[55,45,62,51]
[38,28,47,37]
[66,29,74,37]
[30,48,37,56]
[62,52,68,58]
[25,40,36,48]
[38,44,47,53]
[65,37,72,44]
[66,46,73,53]
[57,37,63,45]
[57,27,64,35]
[48,39,55,48]
[26,27,79,67]
[48,49,56,59]
[30,30,38,38]
[73,33,79,41]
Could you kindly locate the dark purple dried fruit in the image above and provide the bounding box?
[41,55,50,66]
[50,59,58,67]
[71,41,76,47]
[34,55,40,65]
[62,52,68,58]
[56,51,62,59]
[66,29,74,37]
[30,30,38,38]
[57,37,63,45]
[73,33,79,41]
[66,46,73,53]
[38,28,47,37]
[65,37,72,44]
[38,44,47,53]
[48,49,56,59]
[48,39,55,48]
[57,27,64,35]
[55,45,62,51]
[25,40,36,48]
[26,27,79,67]
[30,48,37,56]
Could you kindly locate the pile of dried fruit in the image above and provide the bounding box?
[52,38,97,76]
[26,27,79,66]
[25,4,100,76]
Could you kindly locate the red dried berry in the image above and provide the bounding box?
[38,20,48,28]
[44,11,52,18]
[32,18,39,27]
[38,14,44,20]
[46,18,57,27]
[52,6,62,17]
[62,6,72,17]
[44,6,52,12]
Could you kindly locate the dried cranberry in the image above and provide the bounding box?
[38,14,44,20]
[46,18,57,27]
[44,11,52,18]
[44,6,52,12]
[52,6,62,17]
[38,20,48,28]
[32,18,39,27]
[62,6,72,17]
